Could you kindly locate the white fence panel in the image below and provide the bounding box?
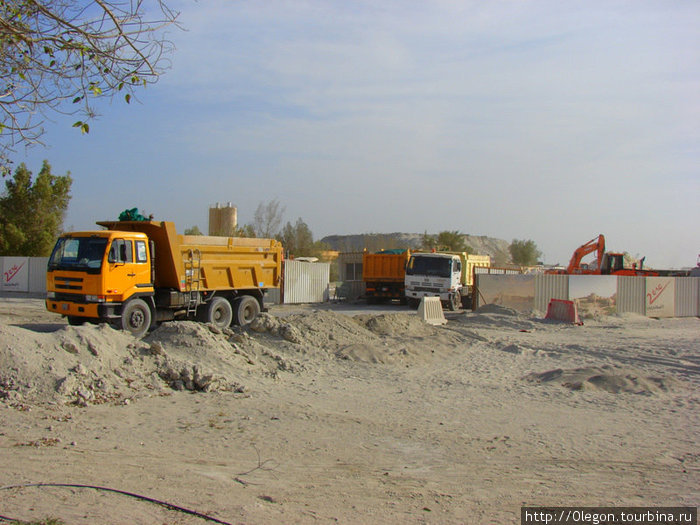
[534,274,569,313]
[283,260,330,304]
[29,257,49,293]
[674,277,700,317]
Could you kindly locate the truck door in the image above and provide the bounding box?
[452,258,462,289]
[106,238,141,301]
[133,240,152,286]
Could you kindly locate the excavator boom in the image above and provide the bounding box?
[566,234,605,274]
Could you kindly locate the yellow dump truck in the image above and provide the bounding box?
[362,249,410,303]
[46,220,283,337]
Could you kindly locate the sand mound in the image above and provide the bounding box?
[0,323,160,406]
[0,317,308,407]
[248,311,441,364]
[461,309,536,331]
[476,304,519,316]
[354,313,438,338]
[523,365,681,394]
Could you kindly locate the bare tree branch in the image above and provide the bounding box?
[0,0,181,174]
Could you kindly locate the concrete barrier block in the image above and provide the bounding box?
[417,297,447,326]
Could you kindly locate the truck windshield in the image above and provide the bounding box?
[48,237,109,273]
[406,256,451,278]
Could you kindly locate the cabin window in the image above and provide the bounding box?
[108,239,133,263]
[135,241,148,263]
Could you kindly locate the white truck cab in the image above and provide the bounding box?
[405,253,463,310]
[405,252,491,310]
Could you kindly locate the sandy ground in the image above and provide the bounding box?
[0,297,698,524]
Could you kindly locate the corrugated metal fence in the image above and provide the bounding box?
[282,260,330,304]
[475,273,700,317]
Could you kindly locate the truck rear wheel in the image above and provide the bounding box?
[206,297,233,328]
[121,298,152,338]
[233,295,260,326]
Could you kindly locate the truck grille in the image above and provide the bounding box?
[414,286,441,293]
[54,276,84,291]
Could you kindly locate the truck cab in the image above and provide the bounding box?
[405,253,463,310]
[46,230,154,326]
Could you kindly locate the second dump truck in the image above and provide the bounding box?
[362,249,410,303]
[46,220,283,337]
[405,252,491,310]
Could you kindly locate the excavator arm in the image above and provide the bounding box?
[566,234,605,274]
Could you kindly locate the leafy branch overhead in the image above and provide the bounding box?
[0,0,180,172]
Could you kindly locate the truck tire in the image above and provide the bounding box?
[67,316,86,326]
[206,297,233,328]
[407,298,420,309]
[233,295,260,326]
[120,298,152,338]
[448,291,461,311]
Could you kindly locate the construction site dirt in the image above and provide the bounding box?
[0,298,698,524]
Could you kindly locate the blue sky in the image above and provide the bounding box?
[16,0,700,268]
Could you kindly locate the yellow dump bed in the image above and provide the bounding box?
[462,254,491,286]
[362,250,410,283]
[97,221,282,292]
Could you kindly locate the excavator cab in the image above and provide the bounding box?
[600,253,625,275]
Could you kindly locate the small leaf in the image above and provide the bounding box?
[72,121,83,128]
[125,94,131,104]
[72,96,82,104]
[81,123,90,134]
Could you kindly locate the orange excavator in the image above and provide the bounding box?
[548,234,658,276]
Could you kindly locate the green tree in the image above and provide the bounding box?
[233,224,256,237]
[436,230,470,252]
[420,231,437,250]
[279,217,314,257]
[509,239,542,266]
[184,225,203,235]
[278,217,331,259]
[0,0,180,173]
[0,160,72,255]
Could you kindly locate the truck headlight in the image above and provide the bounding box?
[46,292,56,299]
[85,295,106,303]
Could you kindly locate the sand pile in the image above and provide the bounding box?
[2,304,690,409]
[355,312,438,338]
[0,323,160,406]
[250,311,448,364]
[462,304,537,331]
[523,365,681,394]
[0,310,460,406]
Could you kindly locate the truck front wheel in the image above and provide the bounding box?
[233,295,260,326]
[448,291,461,311]
[206,297,233,328]
[120,298,152,338]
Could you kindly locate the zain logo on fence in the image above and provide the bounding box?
[3,261,26,285]
[647,281,670,306]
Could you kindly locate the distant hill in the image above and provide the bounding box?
[320,233,512,265]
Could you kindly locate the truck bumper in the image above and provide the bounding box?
[46,299,121,320]
[405,290,450,302]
